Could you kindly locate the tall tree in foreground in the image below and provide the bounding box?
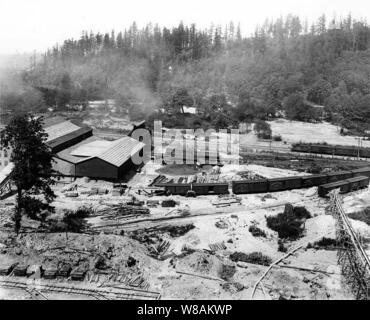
[0,114,56,233]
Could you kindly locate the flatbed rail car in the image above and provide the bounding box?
[292,143,370,158]
[318,176,370,198]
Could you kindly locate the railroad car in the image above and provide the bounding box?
[267,177,302,192]
[310,144,332,155]
[343,176,369,193]
[267,177,286,192]
[291,144,310,153]
[232,179,268,194]
[318,176,369,197]
[192,183,229,195]
[335,145,357,157]
[351,167,370,178]
[360,148,370,158]
[160,183,191,196]
[326,170,353,183]
[301,174,327,188]
[282,176,302,190]
[292,143,370,159]
[318,180,347,197]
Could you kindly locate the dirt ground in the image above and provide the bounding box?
[267,119,370,147]
[2,163,369,300]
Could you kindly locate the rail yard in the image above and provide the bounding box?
[1,116,370,300]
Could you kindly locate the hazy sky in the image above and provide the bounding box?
[0,0,369,54]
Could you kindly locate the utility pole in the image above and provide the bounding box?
[356,137,362,160]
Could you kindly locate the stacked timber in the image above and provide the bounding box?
[0,263,16,276]
[13,264,28,277]
[70,267,86,281]
[57,264,72,278]
[43,265,58,279]
[208,242,227,252]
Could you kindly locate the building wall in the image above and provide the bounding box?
[53,157,75,176]
[76,158,118,180]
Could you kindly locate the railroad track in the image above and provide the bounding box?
[0,278,161,300]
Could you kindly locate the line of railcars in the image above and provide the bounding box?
[291,143,370,158]
[318,176,370,197]
[156,167,370,197]
[232,167,370,196]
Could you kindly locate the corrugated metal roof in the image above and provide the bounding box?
[70,140,113,157]
[45,121,81,142]
[56,136,104,164]
[47,126,93,150]
[95,136,145,167]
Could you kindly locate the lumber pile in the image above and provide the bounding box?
[208,242,227,252]
[57,264,72,278]
[70,267,86,281]
[0,263,16,276]
[99,204,149,220]
[65,192,79,198]
[212,195,241,207]
[155,240,171,255]
[43,265,58,279]
[13,264,28,277]
[151,175,167,186]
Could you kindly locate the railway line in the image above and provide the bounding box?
[0,277,161,300]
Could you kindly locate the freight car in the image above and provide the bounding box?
[158,182,229,196]
[351,167,370,178]
[232,179,268,194]
[268,176,302,191]
[192,183,229,195]
[301,174,327,188]
[318,176,369,197]
[291,143,370,158]
[326,170,353,183]
[232,167,370,195]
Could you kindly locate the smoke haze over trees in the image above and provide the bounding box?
[1,14,370,130]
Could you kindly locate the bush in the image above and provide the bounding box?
[313,237,339,248]
[266,204,311,239]
[48,206,92,233]
[272,135,282,142]
[348,208,370,226]
[230,251,272,266]
[307,162,323,174]
[254,119,272,139]
[248,225,267,238]
[278,239,288,252]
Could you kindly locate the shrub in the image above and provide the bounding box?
[230,251,272,266]
[348,208,370,226]
[48,206,92,233]
[313,237,339,248]
[272,135,282,142]
[293,206,312,219]
[266,204,311,239]
[249,225,267,238]
[278,239,288,252]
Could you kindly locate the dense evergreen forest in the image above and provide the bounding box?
[1,14,370,132]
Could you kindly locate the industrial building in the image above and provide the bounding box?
[45,117,145,180]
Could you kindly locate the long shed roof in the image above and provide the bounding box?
[95,136,145,167]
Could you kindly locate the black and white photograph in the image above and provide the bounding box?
[1,0,370,305]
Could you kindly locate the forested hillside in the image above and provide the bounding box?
[1,14,370,131]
